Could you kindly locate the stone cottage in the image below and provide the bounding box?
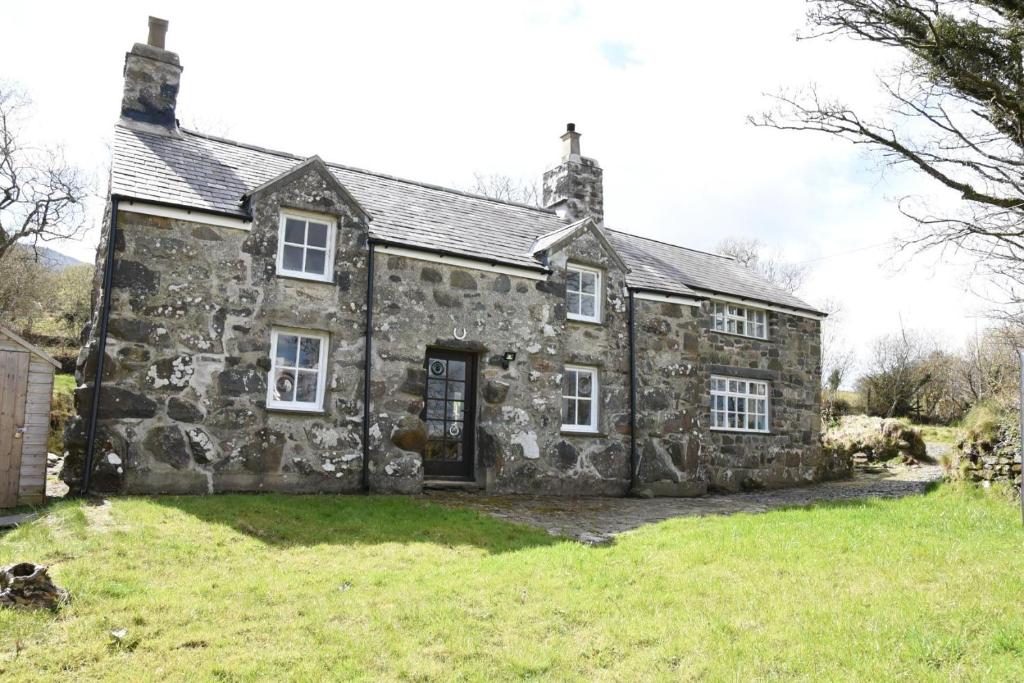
[63,18,842,497]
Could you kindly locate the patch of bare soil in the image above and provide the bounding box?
[81,499,121,533]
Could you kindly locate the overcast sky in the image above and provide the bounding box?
[3,1,986,382]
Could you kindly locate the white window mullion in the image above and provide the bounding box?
[566,265,602,323]
[276,211,336,283]
[562,365,599,432]
[711,301,767,340]
[710,374,769,433]
[267,328,329,412]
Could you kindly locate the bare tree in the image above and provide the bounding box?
[466,172,541,206]
[857,325,934,418]
[819,297,856,386]
[0,246,51,328]
[958,324,1024,405]
[52,263,95,348]
[716,237,809,294]
[0,84,89,261]
[752,1,1024,319]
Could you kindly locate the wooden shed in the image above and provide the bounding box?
[0,322,60,507]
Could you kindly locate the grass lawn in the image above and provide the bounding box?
[52,373,76,395]
[904,421,961,447]
[2,486,1023,681]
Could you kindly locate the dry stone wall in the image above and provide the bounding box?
[954,426,1023,488]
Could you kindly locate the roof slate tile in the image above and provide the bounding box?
[111,125,822,314]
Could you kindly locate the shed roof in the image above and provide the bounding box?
[0,323,61,369]
[111,125,823,315]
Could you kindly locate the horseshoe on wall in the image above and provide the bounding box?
[453,326,467,340]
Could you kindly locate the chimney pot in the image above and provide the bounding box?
[560,123,582,160]
[148,16,169,49]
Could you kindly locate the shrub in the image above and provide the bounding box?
[960,400,1005,446]
[822,396,852,423]
[822,415,927,463]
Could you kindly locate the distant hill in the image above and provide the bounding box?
[14,245,88,270]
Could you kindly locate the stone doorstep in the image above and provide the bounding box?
[422,479,482,492]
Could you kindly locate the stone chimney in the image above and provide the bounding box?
[120,17,182,131]
[542,123,604,224]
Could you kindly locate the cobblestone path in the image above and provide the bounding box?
[424,465,943,542]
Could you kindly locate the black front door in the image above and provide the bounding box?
[422,350,476,479]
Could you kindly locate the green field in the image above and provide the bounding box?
[1,485,1022,680]
[909,422,961,446]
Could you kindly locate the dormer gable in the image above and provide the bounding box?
[528,216,630,273]
[242,156,372,225]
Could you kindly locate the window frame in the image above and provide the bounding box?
[275,210,337,283]
[709,375,770,434]
[561,365,600,433]
[266,327,330,412]
[565,264,602,324]
[711,301,767,339]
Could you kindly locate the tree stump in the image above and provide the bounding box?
[0,562,69,610]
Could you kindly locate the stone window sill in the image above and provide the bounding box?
[708,329,771,342]
[274,272,336,286]
[264,403,328,416]
[710,428,772,436]
[567,317,603,327]
[560,430,608,439]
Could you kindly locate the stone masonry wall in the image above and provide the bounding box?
[371,228,632,496]
[120,43,182,127]
[64,174,826,497]
[542,156,604,222]
[698,305,829,491]
[64,167,370,494]
[632,299,707,496]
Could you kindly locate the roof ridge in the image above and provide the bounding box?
[173,126,560,216]
[606,227,738,261]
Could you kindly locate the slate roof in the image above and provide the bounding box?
[608,231,817,311]
[111,124,822,314]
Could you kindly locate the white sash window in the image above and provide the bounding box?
[276,211,336,282]
[267,328,329,411]
[562,366,599,432]
[711,376,769,433]
[566,265,602,323]
[711,301,767,339]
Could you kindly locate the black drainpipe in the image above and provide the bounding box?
[81,196,120,496]
[361,239,376,492]
[627,289,639,492]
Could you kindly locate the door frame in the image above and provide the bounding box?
[421,348,477,480]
